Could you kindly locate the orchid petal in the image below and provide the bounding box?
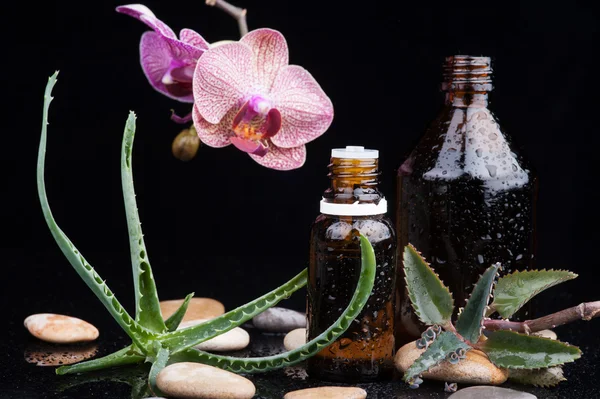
[249,144,306,170]
[116,4,176,38]
[139,32,174,97]
[240,28,289,90]
[270,65,334,148]
[193,43,253,124]
[263,108,282,138]
[192,105,232,148]
[230,137,268,156]
[180,28,210,50]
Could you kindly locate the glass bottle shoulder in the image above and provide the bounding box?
[311,214,395,245]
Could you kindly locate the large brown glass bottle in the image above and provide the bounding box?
[395,56,538,346]
[308,146,396,382]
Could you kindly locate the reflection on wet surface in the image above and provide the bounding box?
[24,342,98,367]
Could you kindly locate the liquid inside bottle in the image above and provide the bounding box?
[308,146,396,382]
[395,56,538,345]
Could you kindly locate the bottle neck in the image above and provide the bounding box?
[442,55,492,108]
[323,157,382,204]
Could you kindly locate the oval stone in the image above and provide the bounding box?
[252,307,306,333]
[395,340,508,385]
[160,298,225,323]
[24,313,99,344]
[284,387,367,399]
[178,319,250,352]
[449,386,537,398]
[283,328,306,351]
[157,362,255,399]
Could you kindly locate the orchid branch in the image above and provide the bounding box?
[206,0,248,37]
[484,301,600,334]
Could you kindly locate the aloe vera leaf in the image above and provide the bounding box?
[509,366,566,387]
[37,72,153,352]
[169,235,377,372]
[121,114,167,333]
[403,331,471,382]
[491,269,578,319]
[403,244,454,327]
[159,269,307,352]
[56,345,144,375]
[455,263,500,343]
[164,293,195,332]
[148,345,169,396]
[481,330,581,369]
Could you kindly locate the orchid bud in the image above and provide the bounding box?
[172,126,200,161]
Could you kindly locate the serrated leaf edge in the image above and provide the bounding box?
[404,244,454,327]
[493,269,578,318]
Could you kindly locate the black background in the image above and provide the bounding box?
[0,1,599,396]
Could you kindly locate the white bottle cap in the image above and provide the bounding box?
[331,146,379,159]
[320,198,388,216]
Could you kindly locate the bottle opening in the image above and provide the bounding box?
[442,55,493,92]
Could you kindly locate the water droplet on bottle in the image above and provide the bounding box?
[476,148,483,157]
[488,132,498,140]
[516,254,523,261]
[478,254,484,264]
[485,164,497,177]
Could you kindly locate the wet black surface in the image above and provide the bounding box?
[1,251,599,399]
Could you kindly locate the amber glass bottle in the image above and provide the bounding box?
[308,146,396,382]
[395,56,538,346]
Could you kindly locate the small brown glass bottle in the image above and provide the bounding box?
[307,146,396,382]
[395,56,538,346]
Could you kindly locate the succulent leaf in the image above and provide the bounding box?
[148,345,170,396]
[509,366,566,387]
[455,263,500,343]
[403,331,472,382]
[164,293,195,332]
[56,345,144,375]
[492,269,578,319]
[37,73,153,354]
[481,331,581,369]
[159,269,307,352]
[168,235,377,372]
[122,113,167,333]
[403,245,454,327]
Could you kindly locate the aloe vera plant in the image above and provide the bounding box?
[37,72,378,389]
[401,245,599,388]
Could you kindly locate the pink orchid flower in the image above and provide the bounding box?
[116,4,209,106]
[192,28,334,170]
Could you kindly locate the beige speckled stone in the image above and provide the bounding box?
[156,362,255,399]
[395,340,509,385]
[284,387,367,399]
[24,313,99,344]
[160,298,225,323]
[283,328,306,351]
[177,319,250,352]
[531,329,557,340]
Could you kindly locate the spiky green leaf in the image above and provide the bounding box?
[37,72,153,353]
[403,331,471,382]
[148,344,169,396]
[164,293,194,332]
[160,269,307,353]
[509,366,566,387]
[481,331,581,369]
[456,263,500,343]
[403,245,454,327]
[121,114,166,333]
[56,345,144,375]
[492,270,578,319]
[168,235,377,372]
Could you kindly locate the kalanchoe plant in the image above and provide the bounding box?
[401,244,599,388]
[37,72,374,393]
[118,3,333,169]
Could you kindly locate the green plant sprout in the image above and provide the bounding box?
[37,72,377,393]
[401,244,599,388]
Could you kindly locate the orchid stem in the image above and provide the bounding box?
[484,301,600,334]
[206,0,248,37]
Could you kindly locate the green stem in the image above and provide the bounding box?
[56,346,144,375]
